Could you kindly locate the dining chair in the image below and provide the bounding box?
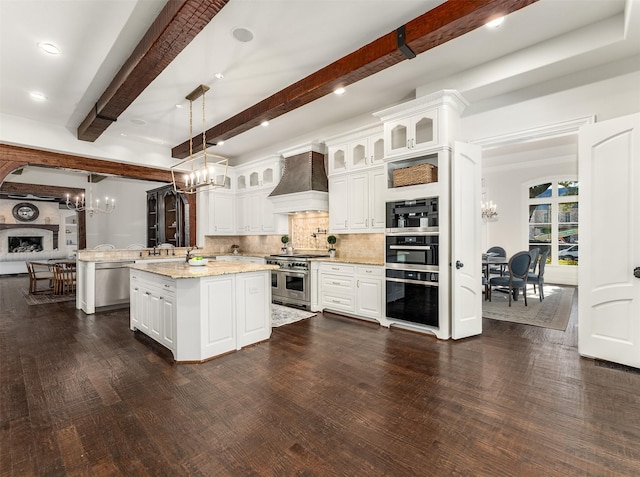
[26,262,54,294]
[527,249,549,301]
[53,262,76,295]
[486,246,507,276]
[488,251,531,306]
[528,247,540,274]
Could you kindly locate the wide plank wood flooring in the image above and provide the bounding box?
[1,274,640,476]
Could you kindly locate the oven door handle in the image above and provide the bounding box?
[388,245,432,250]
[386,277,439,286]
[279,271,308,278]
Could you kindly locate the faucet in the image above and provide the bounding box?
[148,246,160,257]
[185,246,199,263]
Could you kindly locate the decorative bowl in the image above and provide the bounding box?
[188,258,208,266]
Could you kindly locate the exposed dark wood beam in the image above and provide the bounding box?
[77,0,231,142]
[0,144,173,184]
[172,0,538,159]
[0,144,198,247]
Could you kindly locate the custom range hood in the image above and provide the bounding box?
[268,143,328,214]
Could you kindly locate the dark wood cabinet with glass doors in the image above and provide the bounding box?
[146,185,190,247]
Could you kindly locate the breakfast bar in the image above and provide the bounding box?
[128,260,278,363]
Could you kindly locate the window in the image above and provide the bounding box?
[528,180,579,266]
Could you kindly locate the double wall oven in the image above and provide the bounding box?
[385,197,440,327]
[266,254,328,310]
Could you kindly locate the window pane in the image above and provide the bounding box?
[529,225,551,244]
[529,203,551,223]
[558,181,579,196]
[559,225,578,244]
[558,202,578,223]
[529,183,552,199]
[559,242,579,265]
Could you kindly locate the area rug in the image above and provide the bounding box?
[272,304,316,327]
[20,288,76,306]
[483,285,575,331]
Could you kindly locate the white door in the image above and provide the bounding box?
[578,113,640,368]
[451,141,482,339]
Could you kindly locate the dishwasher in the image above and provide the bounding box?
[94,261,134,308]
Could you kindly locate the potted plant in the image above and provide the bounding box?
[280,235,289,254]
[327,235,337,258]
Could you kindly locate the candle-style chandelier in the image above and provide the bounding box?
[481,193,498,221]
[171,84,228,194]
[66,174,115,216]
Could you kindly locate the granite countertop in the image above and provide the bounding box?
[128,260,278,279]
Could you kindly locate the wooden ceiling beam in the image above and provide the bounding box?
[172,0,538,159]
[0,144,172,184]
[77,0,231,142]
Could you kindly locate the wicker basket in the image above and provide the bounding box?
[392,163,438,187]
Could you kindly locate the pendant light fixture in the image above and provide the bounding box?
[171,84,228,194]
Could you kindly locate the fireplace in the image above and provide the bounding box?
[8,236,44,253]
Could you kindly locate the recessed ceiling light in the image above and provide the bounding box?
[485,16,505,28]
[130,118,146,125]
[334,87,346,95]
[29,92,47,102]
[232,27,254,43]
[38,42,60,55]
[260,120,269,127]
[217,140,225,146]
[214,72,224,80]
[175,104,183,109]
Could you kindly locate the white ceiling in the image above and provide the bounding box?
[1,0,639,169]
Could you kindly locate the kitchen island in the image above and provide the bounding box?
[129,260,278,363]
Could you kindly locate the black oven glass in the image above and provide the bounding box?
[285,274,304,293]
[271,271,278,288]
[386,274,438,327]
[386,235,438,266]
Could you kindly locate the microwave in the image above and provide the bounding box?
[386,197,438,233]
[385,235,439,269]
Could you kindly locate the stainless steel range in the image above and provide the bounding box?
[266,254,329,310]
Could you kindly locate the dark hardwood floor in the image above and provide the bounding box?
[1,274,639,476]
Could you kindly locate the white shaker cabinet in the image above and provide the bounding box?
[328,167,385,233]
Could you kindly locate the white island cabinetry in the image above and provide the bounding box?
[129,261,275,362]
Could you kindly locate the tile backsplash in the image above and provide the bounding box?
[204,212,383,260]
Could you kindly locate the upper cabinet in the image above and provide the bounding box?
[235,156,282,192]
[373,89,468,160]
[326,125,385,175]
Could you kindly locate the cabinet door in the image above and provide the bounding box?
[386,118,411,157]
[411,110,438,150]
[249,193,262,233]
[147,192,159,247]
[349,139,368,170]
[139,289,151,332]
[349,172,368,230]
[369,168,386,230]
[451,142,482,340]
[208,192,234,234]
[328,145,348,174]
[148,292,162,340]
[578,113,640,368]
[236,272,270,347]
[160,294,175,350]
[329,175,349,231]
[356,277,382,319]
[370,133,385,166]
[235,194,250,233]
[130,278,141,331]
[202,276,236,357]
[261,191,287,234]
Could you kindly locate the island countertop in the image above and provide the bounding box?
[128,260,278,279]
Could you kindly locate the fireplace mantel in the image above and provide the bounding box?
[0,224,59,249]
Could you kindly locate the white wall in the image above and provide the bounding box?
[5,167,159,249]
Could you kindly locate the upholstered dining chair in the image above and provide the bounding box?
[527,249,549,301]
[528,247,540,274]
[488,251,531,307]
[486,246,507,276]
[94,243,116,250]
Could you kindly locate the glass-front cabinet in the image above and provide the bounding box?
[326,125,385,174]
[146,185,190,247]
